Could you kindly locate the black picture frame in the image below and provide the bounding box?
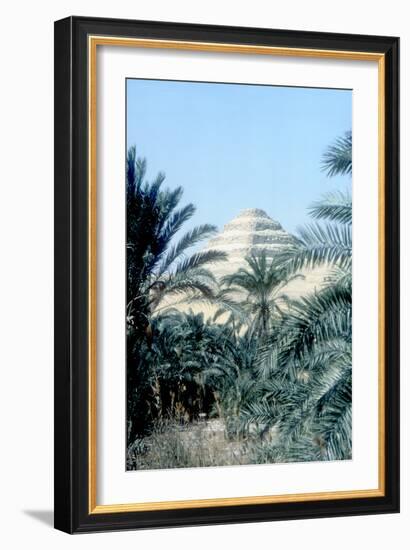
[54,15,400,534]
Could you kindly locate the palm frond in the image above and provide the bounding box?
[175,249,227,274]
[159,204,196,247]
[326,266,352,290]
[157,224,218,276]
[321,131,352,177]
[313,368,352,459]
[239,400,280,431]
[309,191,352,224]
[279,222,352,273]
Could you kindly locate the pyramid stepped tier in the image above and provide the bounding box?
[158,208,331,318]
[203,208,299,281]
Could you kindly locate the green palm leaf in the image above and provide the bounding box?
[321,131,352,177]
[309,191,352,224]
[157,224,218,276]
[175,249,227,274]
[279,223,352,273]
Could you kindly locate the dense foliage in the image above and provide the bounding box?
[126,146,227,442]
[126,132,352,468]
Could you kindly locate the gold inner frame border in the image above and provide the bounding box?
[87,35,386,514]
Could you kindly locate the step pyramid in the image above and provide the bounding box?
[202,208,298,281]
[160,208,329,318]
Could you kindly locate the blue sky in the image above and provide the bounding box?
[127,79,351,236]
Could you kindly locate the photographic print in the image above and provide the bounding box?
[55,17,399,532]
[126,79,353,471]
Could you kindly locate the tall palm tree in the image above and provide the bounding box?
[126,145,227,331]
[240,131,353,463]
[247,278,352,462]
[219,251,302,337]
[127,145,227,443]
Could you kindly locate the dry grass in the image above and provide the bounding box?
[127,418,252,470]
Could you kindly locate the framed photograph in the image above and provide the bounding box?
[54,16,399,533]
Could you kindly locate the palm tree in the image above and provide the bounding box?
[126,145,227,331]
[199,329,260,439]
[148,311,226,419]
[277,130,352,275]
[247,278,352,462]
[127,145,227,443]
[219,251,302,337]
[295,131,353,274]
[239,131,353,463]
